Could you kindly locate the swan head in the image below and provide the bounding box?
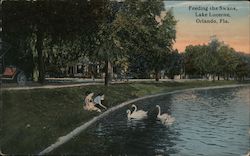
[131,104,137,112]
[126,109,131,114]
[156,105,160,108]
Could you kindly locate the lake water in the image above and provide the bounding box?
[54,86,250,156]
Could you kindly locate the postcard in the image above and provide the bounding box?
[0,1,249,155]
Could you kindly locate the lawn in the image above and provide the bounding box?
[0,80,244,154]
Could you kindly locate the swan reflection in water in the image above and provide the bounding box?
[126,118,146,129]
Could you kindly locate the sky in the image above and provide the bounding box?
[164,1,250,53]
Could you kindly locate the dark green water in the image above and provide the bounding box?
[54,86,250,156]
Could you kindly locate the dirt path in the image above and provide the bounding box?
[1,82,102,91]
[1,78,208,91]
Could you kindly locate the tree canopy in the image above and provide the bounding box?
[112,0,177,81]
[2,1,249,85]
[184,37,250,80]
[3,0,106,83]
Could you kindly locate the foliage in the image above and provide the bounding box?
[3,1,249,84]
[3,0,105,83]
[183,36,250,80]
[165,49,182,79]
[113,0,177,81]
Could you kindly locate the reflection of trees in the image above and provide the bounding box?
[197,88,236,105]
[187,88,239,126]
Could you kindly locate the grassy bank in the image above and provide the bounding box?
[0,80,245,154]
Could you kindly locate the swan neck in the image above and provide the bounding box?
[134,105,137,112]
[157,106,161,116]
[127,110,131,117]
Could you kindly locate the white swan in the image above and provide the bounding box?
[132,104,148,115]
[126,110,147,120]
[156,105,175,125]
[127,105,147,120]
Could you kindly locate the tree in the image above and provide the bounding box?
[165,49,182,79]
[128,53,151,79]
[235,61,248,81]
[184,45,200,77]
[113,0,176,81]
[92,1,125,86]
[183,36,250,81]
[235,52,250,80]
[217,45,238,80]
[3,0,105,83]
[203,37,219,80]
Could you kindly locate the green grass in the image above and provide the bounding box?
[0,80,245,154]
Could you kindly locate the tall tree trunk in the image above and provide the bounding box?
[36,30,45,84]
[29,33,38,82]
[212,75,215,81]
[155,68,160,81]
[104,60,109,86]
[217,74,220,80]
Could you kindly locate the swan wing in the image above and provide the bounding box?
[130,111,147,119]
[163,116,175,125]
[158,113,175,125]
[135,110,147,115]
[159,113,169,119]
